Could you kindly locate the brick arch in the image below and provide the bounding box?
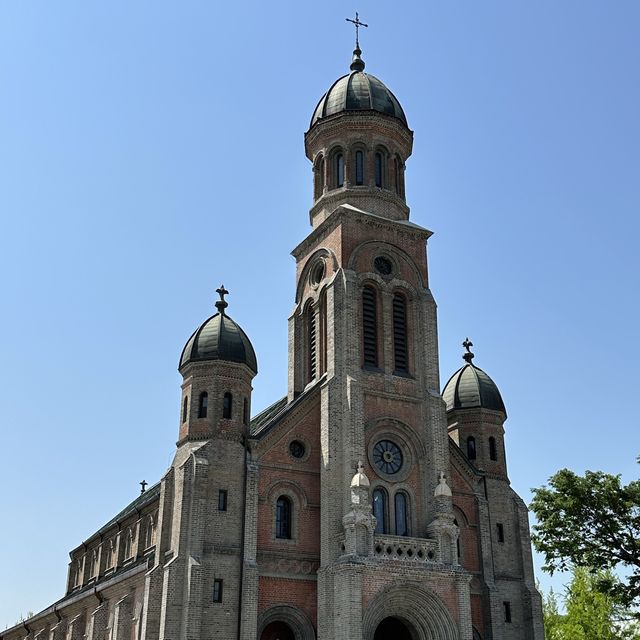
[295,247,338,304]
[258,604,316,640]
[363,583,460,640]
[349,240,426,289]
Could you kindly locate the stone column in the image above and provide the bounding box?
[240,460,260,640]
[455,572,473,640]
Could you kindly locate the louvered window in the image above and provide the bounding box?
[362,286,378,368]
[336,153,344,187]
[375,152,383,187]
[198,392,208,418]
[307,305,317,382]
[393,293,408,373]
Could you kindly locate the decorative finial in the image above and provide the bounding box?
[357,461,365,474]
[434,471,452,497]
[346,12,367,72]
[215,284,229,315]
[462,337,474,364]
[140,479,148,494]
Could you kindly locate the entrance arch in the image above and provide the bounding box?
[374,616,414,640]
[261,620,296,640]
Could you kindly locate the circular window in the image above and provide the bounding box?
[374,256,393,276]
[310,261,325,285]
[289,440,306,459]
[372,440,403,474]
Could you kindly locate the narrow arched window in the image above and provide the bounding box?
[198,392,208,418]
[314,155,325,200]
[394,492,409,536]
[306,303,317,382]
[106,540,115,568]
[355,150,364,185]
[336,153,344,187]
[393,293,408,373]
[394,157,401,194]
[362,286,378,368]
[123,530,133,559]
[372,488,387,534]
[145,515,155,548]
[275,495,292,539]
[182,396,188,423]
[319,290,327,376]
[90,550,98,577]
[223,392,233,419]
[489,436,497,461]
[375,152,383,187]
[454,518,461,558]
[243,398,249,425]
[467,436,477,460]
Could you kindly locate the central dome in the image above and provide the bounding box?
[310,48,408,128]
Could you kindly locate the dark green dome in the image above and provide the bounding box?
[310,48,407,128]
[442,343,505,415]
[179,288,257,374]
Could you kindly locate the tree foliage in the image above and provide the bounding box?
[541,568,640,640]
[531,464,640,611]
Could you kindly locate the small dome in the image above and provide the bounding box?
[179,287,258,374]
[310,48,408,128]
[442,341,506,415]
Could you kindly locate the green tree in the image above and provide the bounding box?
[530,463,640,611]
[541,568,640,640]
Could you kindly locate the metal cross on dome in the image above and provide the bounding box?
[462,337,475,363]
[215,284,229,315]
[346,12,368,49]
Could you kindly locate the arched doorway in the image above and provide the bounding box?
[374,616,413,640]
[260,620,296,640]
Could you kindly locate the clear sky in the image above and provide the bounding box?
[1,0,638,627]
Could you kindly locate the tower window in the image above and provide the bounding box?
[497,522,504,542]
[372,488,388,534]
[336,153,344,187]
[375,152,383,187]
[223,392,233,419]
[394,491,409,536]
[355,150,364,185]
[503,601,512,623]
[213,579,223,603]
[393,293,408,373]
[307,303,317,382]
[275,496,292,539]
[198,392,208,418]
[467,436,477,460]
[243,398,249,425]
[362,286,378,368]
[319,291,327,376]
[489,436,498,461]
[314,155,325,200]
[218,489,228,512]
[454,518,461,558]
[182,396,188,423]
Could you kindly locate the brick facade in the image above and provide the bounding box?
[1,47,544,640]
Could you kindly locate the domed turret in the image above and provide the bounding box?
[442,342,505,416]
[179,285,257,374]
[310,47,408,128]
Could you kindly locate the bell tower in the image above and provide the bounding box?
[288,34,471,639]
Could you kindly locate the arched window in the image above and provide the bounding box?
[489,436,497,461]
[243,398,249,425]
[394,492,409,536]
[375,152,384,187]
[123,529,133,559]
[372,488,388,534]
[394,157,401,194]
[362,286,378,368]
[454,518,461,559]
[306,303,317,382]
[355,150,364,185]
[319,290,327,376]
[314,155,325,200]
[275,496,292,539]
[336,153,344,187]
[198,392,208,418]
[392,293,408,373]
[467,436,477,460]
[90,550,99,577]
[144,515,156,548]
[106,540,115,568]
[182,396,188,423]
[223,392,233,419]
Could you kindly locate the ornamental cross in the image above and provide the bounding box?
[215,284,229,315]
[462,337,475,363]
[140,480,148,494]
[346,12,368,49]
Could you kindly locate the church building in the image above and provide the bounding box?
[1,41,544,640]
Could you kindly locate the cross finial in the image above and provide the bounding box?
[140,480,148,494]
[357,460,365,475]
[462,337,474,364]
[346,12,368,50]
[215,284,229,315]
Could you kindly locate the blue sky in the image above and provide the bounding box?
[1,0,639,626]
